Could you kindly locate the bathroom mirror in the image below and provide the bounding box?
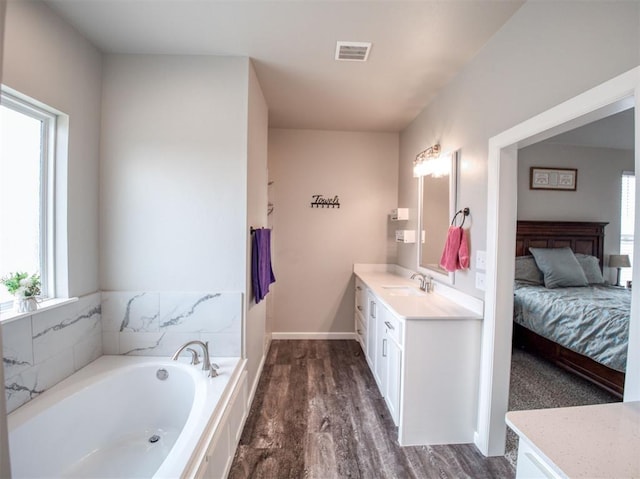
[417,150,458,284]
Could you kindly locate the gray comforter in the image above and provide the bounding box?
[513,282,630,372]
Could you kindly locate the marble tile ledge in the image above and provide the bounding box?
[0,297,79,325]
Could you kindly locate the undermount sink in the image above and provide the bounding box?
[381,285,426,297]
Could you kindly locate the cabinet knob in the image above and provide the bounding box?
[357,305,363,311]
[356,286,362,291]
[384,321,394,330]
[357,329,362,335]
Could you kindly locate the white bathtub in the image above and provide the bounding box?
[8,355,242,479]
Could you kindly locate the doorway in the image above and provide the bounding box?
[476,67,640,456]
[504,109,634,463]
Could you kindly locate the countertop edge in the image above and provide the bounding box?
[354,268,483,321]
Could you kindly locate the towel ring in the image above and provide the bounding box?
[451,207,470,227]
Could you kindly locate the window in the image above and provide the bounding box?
[0,91,56,309]
[620,171,635,285]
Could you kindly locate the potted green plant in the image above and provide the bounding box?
[1,272,41,313]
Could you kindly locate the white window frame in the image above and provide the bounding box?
[620,170,635,284]
[0,90,57,309]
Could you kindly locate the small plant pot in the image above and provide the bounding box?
[15,297,38,313]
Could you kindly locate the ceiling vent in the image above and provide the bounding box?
[335,41,372,62]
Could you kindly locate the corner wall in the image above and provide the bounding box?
[245,60,270,395]
[100,54,249,293]
[397,0,639,456]
[2,0,102,297]
[100,54,268,393]
[398,1,640,298]
[269,129,399,335]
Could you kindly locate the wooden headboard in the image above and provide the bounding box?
[516,221,608,270]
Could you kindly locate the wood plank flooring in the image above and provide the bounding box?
[228,340,515,479]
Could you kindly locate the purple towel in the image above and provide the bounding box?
[251,228,276,303]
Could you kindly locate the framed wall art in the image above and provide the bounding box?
[530,167,577,191]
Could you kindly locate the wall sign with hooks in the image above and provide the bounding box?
[311,194,341,209]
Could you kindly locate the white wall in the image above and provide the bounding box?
[3,0,102,297]
[269,129,399,334]
[398,1,640,298]
[245,60,269,394]
[517,143,635,282]
[100,53,271,393]
[100,54,249,292]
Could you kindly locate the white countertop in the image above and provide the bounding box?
[506,401,640,479]
[354,267,482,320]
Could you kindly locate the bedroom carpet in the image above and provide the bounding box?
[229,340,515,479]
[506,347,621,466]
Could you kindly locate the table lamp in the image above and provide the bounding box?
[609,254,631,286]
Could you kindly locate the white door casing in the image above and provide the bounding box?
[477,67,640,456]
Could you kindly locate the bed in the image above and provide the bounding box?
[513,220,628,398]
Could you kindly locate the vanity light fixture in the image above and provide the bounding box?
[413,144,452,178]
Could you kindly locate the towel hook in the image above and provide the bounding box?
[451,207,470,227]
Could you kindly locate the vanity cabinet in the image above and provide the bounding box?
[363,295,403,426]
[513,439,561,479]
[353,271,482,446]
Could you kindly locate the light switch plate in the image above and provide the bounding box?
[475,272,486,291]
[476,250,487,270]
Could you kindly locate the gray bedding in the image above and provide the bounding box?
[513,281,630,372]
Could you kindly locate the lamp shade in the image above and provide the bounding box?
[609,254,631,268]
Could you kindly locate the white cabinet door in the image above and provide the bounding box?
[374,304,389,395]
[385,335,402,426]
[366,292,377,368]
[516,438,562,479]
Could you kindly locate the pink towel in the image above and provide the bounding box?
[440,226,462,272]
[459,228,470,269]
[439,226,470,272]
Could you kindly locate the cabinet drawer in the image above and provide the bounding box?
[354,313,366,350]
[355,313,366,338]
[383,311,403,346]
[355,278,367,314]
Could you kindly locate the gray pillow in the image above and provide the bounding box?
[514,256,544,285]
[529,247,588,288]
[574,253,605,284]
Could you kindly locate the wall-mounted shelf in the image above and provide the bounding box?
[391,208,409,221]
[395,230,416,243]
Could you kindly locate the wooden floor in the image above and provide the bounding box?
[228,340,514,479]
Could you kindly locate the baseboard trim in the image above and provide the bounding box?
[271,332,357,340]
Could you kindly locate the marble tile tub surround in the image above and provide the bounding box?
[2,293,102,413]
[101,291,242,358]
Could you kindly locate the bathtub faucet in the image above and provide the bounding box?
[171,340,218,377]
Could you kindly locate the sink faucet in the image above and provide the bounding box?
[411,272,434,293]
[171,340,218,377]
